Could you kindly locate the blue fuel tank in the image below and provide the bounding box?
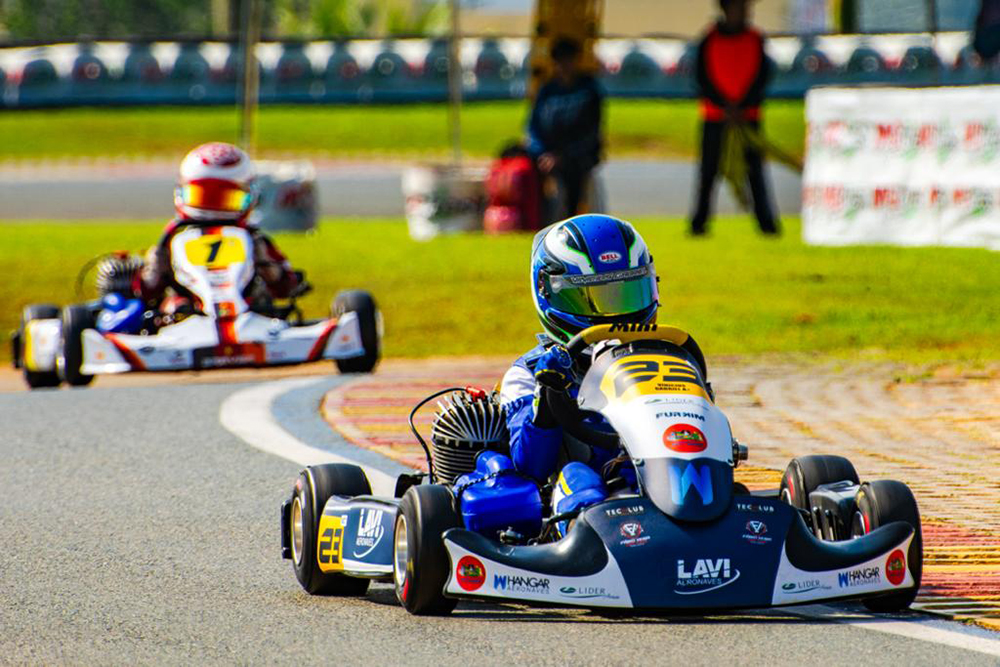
[454,451,542,538]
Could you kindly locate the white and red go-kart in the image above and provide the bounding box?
[12,225,381,389]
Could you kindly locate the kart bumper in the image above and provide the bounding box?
[441,495,919,611]
[21,311,367,374]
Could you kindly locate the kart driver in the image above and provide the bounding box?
[135,142,298,309]
[500,214,662,525]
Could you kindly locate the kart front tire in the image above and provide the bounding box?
[393,485,461,616]
[289,463,372,596]
[58,304,95,387]
[852,480,923,612]
[331,290,381,374]
[780,455,859,511]
[20,304,61,389]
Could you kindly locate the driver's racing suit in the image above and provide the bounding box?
[500,336,621,521]
[135,219,298,305]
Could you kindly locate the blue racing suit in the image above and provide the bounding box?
[499,335,617,483]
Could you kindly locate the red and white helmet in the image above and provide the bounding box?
[174,142,257,223]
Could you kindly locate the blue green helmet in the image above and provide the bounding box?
[531,215,659,343]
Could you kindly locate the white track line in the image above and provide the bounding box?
[788,605,1000,656]
[222,378,1000,656]
[219,377,397,496]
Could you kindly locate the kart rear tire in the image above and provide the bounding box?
[58,304,96,387]
[852,480,923,612]
[331,290,381,374]
[289,463,372,596]
[20,304,61,389]
[780,455,859,511]
[393,484,462,616]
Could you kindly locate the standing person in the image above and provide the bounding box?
[690,0,780,236]
[528,38,604,219]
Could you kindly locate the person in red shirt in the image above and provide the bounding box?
[690,0,779,236]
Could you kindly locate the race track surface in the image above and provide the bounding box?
[1,376,998,666]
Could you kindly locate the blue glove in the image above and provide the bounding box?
[534,344,573,391]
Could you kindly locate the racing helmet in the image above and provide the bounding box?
[531,215,658,343]
[174,142,257,223]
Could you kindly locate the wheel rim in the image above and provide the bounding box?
[393,513,409,591]
[291,495,304,566]
[779,488,792,505]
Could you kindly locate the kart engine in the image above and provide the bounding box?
[95,253,144,296]
[430,389,508,485]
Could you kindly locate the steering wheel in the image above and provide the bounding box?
[542,324,705,452]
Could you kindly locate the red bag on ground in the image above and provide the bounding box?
[484,154,541,234]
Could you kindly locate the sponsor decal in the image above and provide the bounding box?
[781,579,832,595]
[598,251,622,264]
[601,355,709,402]
[604,504,645,517]
[618,521,650,548]
[741,520,772,545]
[886,549,906,586]
[493,574,550,594]
[735,501,776,514]
[608,322,658,334]
[644,397,700,406]
[559,586,619,600]
[662,424,708,453]
[455,556,486,591]
[668,462,713,505]
[351,508,385,559]
[316,514,346,573]
[656,411,706,422]
[675,558,740,595]
[838,566,881,588]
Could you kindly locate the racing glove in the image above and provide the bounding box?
[533,345,573,429]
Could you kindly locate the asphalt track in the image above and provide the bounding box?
[2,373,1000,666]
[0,159,803,220]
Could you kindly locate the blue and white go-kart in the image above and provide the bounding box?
[281,324,922,615]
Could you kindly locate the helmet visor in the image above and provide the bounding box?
[544,265,658,317]
[179,179,253,214]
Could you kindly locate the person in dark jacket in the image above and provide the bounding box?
[528,38,604,219]
[690,0,779,236]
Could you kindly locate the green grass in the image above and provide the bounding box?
[3,217,999,366]
[0,99,805,162]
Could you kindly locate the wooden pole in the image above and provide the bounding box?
[447,0,462,165]
[237,0,261,154]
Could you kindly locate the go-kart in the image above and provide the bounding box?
[12,224,381,389]
[280,324,922,616]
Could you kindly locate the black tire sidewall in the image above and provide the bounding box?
[781,455,859,511]
[331,290,380,374]
[395,485,461,615]
[856,480,923,611]
[291,463,372,596]
[59,305,95,386]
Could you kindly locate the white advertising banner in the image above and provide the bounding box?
[803,85,1000,250]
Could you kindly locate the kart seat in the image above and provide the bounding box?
[444,516,608,577]
[784,512,913,572]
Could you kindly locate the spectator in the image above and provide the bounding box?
[690,0,779,236]
[528,38,603,219]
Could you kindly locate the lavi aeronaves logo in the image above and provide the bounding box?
[351,508,385,559]
[675,558,740,595]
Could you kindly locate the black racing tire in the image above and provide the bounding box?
[20,304,61,389]
[289,463,372,596]
[331,290,381,374]
[780,455,859,511]
[852,480,923,612]
[393,484,462,615]
[58,304,96,387]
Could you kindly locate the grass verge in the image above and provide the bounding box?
[0,99,805,162]
[2,216,998,366]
